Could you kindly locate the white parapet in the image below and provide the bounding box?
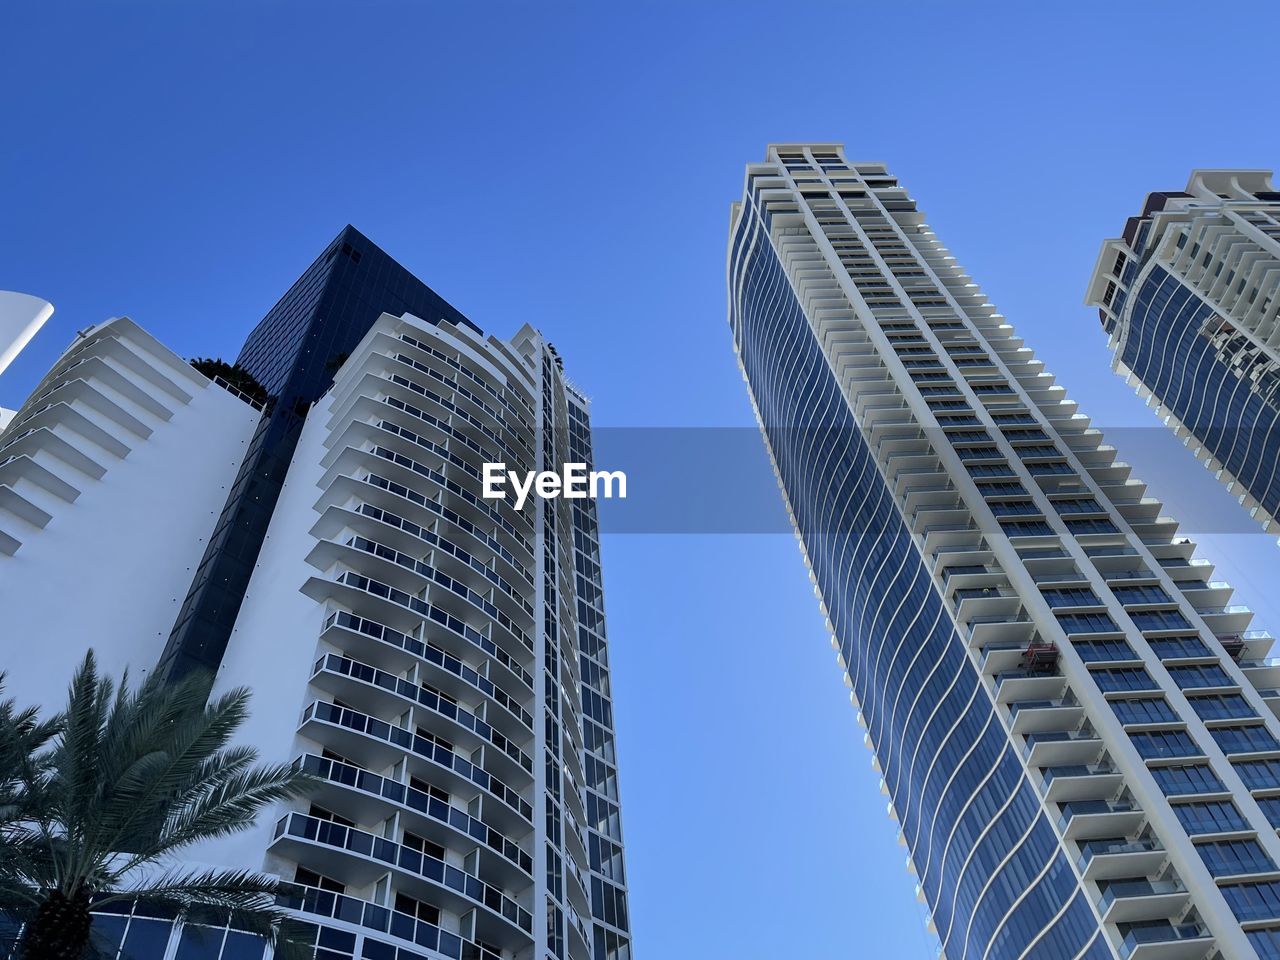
[0,291,54,375]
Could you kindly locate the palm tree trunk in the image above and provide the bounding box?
[18,887,92,960]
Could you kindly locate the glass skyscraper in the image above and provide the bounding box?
[729,145,1280,959]
[160,225,483,680]
[1086,172,1280,536]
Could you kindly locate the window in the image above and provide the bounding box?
[1196,838,1276,877]
[1248,929,1280,960]
[1172,798,1244,839]
[1168,664,1235,689]
[975,480,1027,497]
[1173,800,1249,835]
[394,892,441,925]
[1111,698,1180,725]
[1188,694,1258,722]
[1026,461,1075,476]
[1212,725,1280,755]
[308,804,355,828]
[1074,638,1137,662]
[1057,612,1121,634]
[402,832,445,861]
[957,445,1004,462]
[1130,610,1194,631]
[1112,585,1174,605]
[1092,667,1159,693]
[1148,635,1212,659]
[1130,729,1203,759]
[1042,587,1103,608]
[1151,764,1226,796]
[416,727,454,752]
[1237,759,1280,790]
[1002,428,1051,442]
[966,463,1017,478]
[989,500,1040,517]
[294,866,345,894]
[1257,798,1280,830]
[1052,497,1104,515]
[1223,882,1280,922]
[1065,518,1120,535]
[409,777,451,804]
[999,519,1055,536]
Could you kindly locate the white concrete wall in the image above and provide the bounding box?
[0,320,259,718]
[191,388,336,874]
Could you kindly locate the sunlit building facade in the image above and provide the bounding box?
[1086,171,1280,535]
[729,144,1280,960]
[0,232,633,960]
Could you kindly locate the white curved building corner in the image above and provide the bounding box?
[0,290,54,376]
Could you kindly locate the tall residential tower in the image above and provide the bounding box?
[729,145,1280,960]
[1086,171,1280,535]
[0,231,633,960]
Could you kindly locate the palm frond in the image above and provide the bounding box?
[6,648,319,960]
[110,762,315,877]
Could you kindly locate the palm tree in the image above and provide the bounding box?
[1,651,316,960]
[0,674,61,924]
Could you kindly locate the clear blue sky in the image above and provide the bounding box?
[3,3,1279,957]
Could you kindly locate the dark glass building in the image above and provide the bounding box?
[158,225,481,679]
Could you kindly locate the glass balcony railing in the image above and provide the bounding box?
[1040,764,1116,790]
[1098,878,1184,913]
[1119,922,1208,957]
[276,885,505,960]
[272,812,532,934]
[1009,698,1078,718]
[1057,800,1139,832]
[1076,838,1162,871]
[294,753,532,875]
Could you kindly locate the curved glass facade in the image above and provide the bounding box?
[728,147,1280,960]
[729,202,1105,959]
[1117,265,1280,524]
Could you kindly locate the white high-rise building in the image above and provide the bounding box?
[729,144,1280,960]
[0,228,633,960]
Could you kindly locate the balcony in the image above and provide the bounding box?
[270,812,533,950]
[995,670,1067,704]
[1076,839,1166,881]
[954,590,1020,624]
[1241,658,1280,688]
[1023,730,1103,767]
[980,641,1033,675]
[294,754,533,886]
[1198,604,1254,634]
[277,885,503,960]
[1117,921,1213,960]
[1058,800,1144,840]
[1097,878,1189,923]
[1040,764,1124,802]
[968,615,1036,649]
[1009,699,1085,734]
[297,701,532,829]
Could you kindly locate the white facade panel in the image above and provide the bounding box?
[0,317,259,715]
